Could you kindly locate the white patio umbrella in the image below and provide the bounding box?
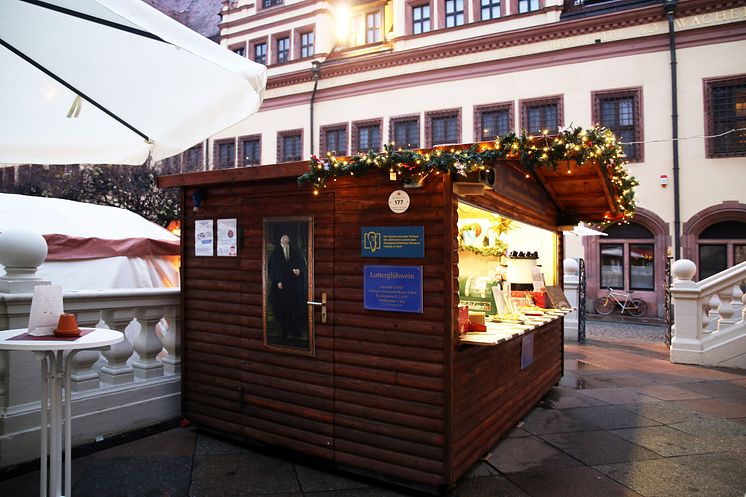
[0,0,267,165]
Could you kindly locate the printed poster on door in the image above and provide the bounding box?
[217,218,238,257]
[194,219,214,256]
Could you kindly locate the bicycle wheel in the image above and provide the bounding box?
[595,297,614,315]
[628,299,648,317]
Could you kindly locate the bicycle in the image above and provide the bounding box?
[594,288,648,317]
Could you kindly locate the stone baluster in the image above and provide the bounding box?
[706,293,720,333]
[729,283,743,321]
[69,314,103,391]
[161,307,181,375]
[0,351,8,411]
[70,348,100,392]
[99,310,135,385]
[133,309,164,379]
[716,286,737,329]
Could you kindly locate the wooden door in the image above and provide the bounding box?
[238,188,336,460]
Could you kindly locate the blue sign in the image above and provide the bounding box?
[363,265,423,314]
[521,333,534,369]
[361,226,424,258]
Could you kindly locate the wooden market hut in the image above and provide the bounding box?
[158,130,633,494]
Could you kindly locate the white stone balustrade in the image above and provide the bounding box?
[0,287,181,469]
[670,259,746,369]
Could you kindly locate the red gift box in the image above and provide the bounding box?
[510,290,548,308]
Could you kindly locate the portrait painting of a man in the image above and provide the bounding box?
[263,217,312,350]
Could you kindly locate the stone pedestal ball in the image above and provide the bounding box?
[0,229,49,277]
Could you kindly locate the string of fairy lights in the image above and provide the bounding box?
[298,126,638,223]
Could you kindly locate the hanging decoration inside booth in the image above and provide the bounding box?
[299,126,638,223]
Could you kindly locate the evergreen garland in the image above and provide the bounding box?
[299,126,638,222]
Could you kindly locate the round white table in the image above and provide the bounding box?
[0,328,123,497]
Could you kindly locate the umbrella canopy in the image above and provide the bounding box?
[0,0,267,165]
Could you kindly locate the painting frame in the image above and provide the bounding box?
[262,216,315,356]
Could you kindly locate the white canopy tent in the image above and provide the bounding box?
[0,194,179,290]
[0,0,266,165]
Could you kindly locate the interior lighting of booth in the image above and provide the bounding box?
[299,126,638,223]
[457,202,557,288]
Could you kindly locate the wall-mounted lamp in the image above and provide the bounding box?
[192,188,207,213]
[311,60,321,81]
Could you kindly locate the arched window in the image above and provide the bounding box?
[600,223,655,291]
[698,221,746,279]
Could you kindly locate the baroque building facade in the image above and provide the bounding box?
[183,0,746,316]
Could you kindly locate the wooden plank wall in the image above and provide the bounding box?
[181,173,451,487]
[329,174,449,487]
[182,180,336,461]
[450,319,563,480]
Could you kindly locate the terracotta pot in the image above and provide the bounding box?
[55,313,81,337]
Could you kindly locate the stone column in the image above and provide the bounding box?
[670,259,704,365]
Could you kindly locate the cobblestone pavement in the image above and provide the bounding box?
[585,319,666,342]
[3,326,745,497]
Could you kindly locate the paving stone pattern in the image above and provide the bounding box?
[2,329,745,497]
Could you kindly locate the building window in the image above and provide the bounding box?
[321,125,348,156]
[214,140,236,169]
[300,31,314,58]
[481,0,500,20]
[412,5,431,34]
[600,223,655,291]
[705,75,746,158]
[518,0,539,13]
[352,120,383,154]
[278,130,302,162]
[262,0,282,8]
[391,116,420,149]
[426,109,460,146]
[445,0,464,27]
[276,37,290,64]
[697,221,746,279]
[240,135,261,166]
[521,96,562,135]
[366,12,382,43]
[593,88,643,162]
[232,46,246,57]
[253,42,267,65]
[184,144,203,172]
[475,103,513,141]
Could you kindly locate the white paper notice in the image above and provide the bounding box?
[217,219,238,257]
[28,284,64,336]
[195,219,214,256]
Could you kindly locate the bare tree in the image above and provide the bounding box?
[0,163,179,228]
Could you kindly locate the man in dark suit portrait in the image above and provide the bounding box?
[268,233,308,340]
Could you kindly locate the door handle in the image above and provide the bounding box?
[307,291,327,324]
